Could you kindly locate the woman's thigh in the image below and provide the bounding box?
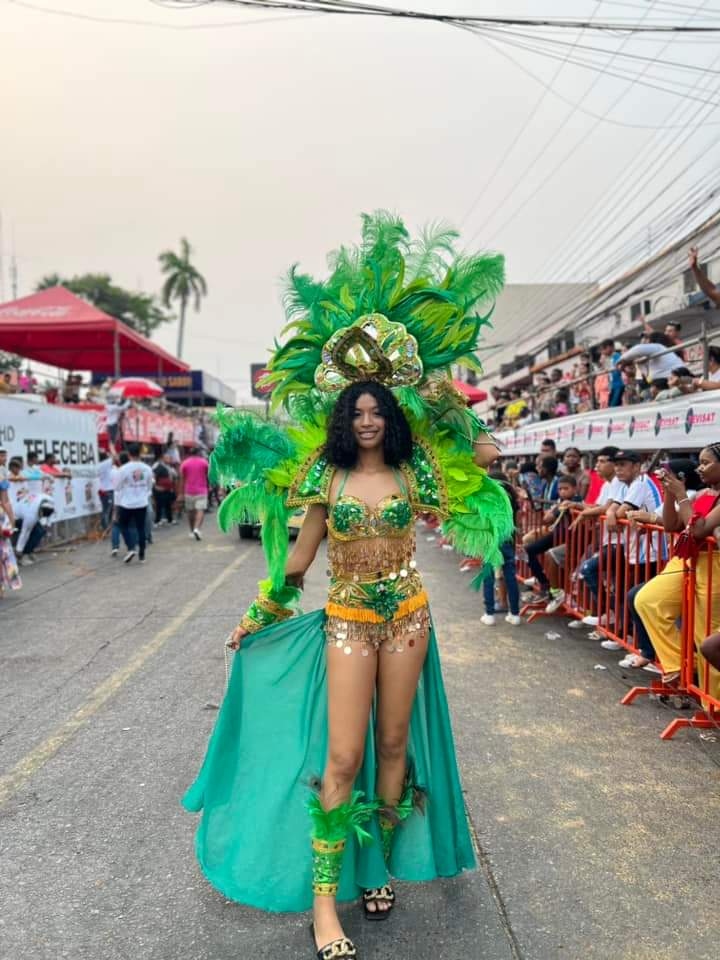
[325,641,378,767]
[635,558,684,619]
[375,627,429,747]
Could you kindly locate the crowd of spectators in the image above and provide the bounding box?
[472,438,720,684]
[486,247,720,430]
[487,337,720,431]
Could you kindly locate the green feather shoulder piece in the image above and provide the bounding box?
[410,419,513,583]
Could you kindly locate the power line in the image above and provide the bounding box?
[522,25,720,320]
[463,0,670,246]
[458,0,605,231]
[471,0,720,339]
[9,0,720,32]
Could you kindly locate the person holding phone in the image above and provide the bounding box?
[634,446,720,691]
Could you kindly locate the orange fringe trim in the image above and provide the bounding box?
[325,590,428,624]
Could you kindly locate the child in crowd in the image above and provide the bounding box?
[522,474,582,606]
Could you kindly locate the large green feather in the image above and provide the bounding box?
[210,409,295,487]
[265,210,504,411]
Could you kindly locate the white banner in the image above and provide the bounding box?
[0,398,100,520]
[495,394,720,456]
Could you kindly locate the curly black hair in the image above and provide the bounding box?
[324,380,413,469]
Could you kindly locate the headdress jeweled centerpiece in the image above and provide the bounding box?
[315,314,423,393]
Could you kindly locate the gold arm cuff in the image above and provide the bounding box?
[239,614,263,635]
[256,596,294,620]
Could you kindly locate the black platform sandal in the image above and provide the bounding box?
[362,884,395,921]
[309,923,358,959]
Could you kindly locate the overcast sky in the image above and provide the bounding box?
[2,0,720,400]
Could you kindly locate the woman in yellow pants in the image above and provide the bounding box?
[635,445,720,696]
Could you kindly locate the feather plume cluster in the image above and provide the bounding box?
[262,210,504,412]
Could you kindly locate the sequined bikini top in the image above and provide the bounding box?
[328,468,413,541]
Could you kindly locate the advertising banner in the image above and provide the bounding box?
[77,404,196,446]
[0,398,100,519]
[494,394,720,455]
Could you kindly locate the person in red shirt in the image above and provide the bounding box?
[40,454,71,479]
[179,448,209,541]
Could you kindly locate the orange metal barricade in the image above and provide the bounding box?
[513,504,720,741]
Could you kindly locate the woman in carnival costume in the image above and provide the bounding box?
[183,213,513,960]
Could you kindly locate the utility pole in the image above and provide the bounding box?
[10,254,17,299]
[0,211,5,302]
[10,222,17,298]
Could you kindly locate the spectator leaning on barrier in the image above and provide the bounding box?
[634,446,720,692]
[620,459,703,671]
[522,474,582,607]
[573,447,626,625]
[24,452,43,480]
[616,333,684,394]
[693,345,720,392]
[41,454,71,479]
[610,449,665,575]
[584,450,666,652]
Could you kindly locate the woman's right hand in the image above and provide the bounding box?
[228,624,249,650]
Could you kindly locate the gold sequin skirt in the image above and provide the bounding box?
[324,567,430,656]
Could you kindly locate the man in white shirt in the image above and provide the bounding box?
[114,443,153,564]
[105,395,131,452]
[616,333,685,389]
[575,447,628,625]
[609,451,665,568]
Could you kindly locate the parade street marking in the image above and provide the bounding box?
[0,550,250,807]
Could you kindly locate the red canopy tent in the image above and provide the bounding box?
[0,286,189,376]
[452,379,488,405]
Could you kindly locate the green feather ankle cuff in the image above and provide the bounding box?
[308,790,379,897]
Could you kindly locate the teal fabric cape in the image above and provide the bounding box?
[182,608,476,912]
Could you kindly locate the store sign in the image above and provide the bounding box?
[250,363,272,398]
[0,398,100,519]
[494,394,720,454]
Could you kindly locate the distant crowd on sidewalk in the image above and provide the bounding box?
[485,247,720,430]
[0,438,214,597]
[99,442,212,565]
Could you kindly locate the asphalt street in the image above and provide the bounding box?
[1,519,719,960]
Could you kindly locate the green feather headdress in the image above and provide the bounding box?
[262,211,504,420]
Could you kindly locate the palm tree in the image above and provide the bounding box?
[158,238,207,359]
